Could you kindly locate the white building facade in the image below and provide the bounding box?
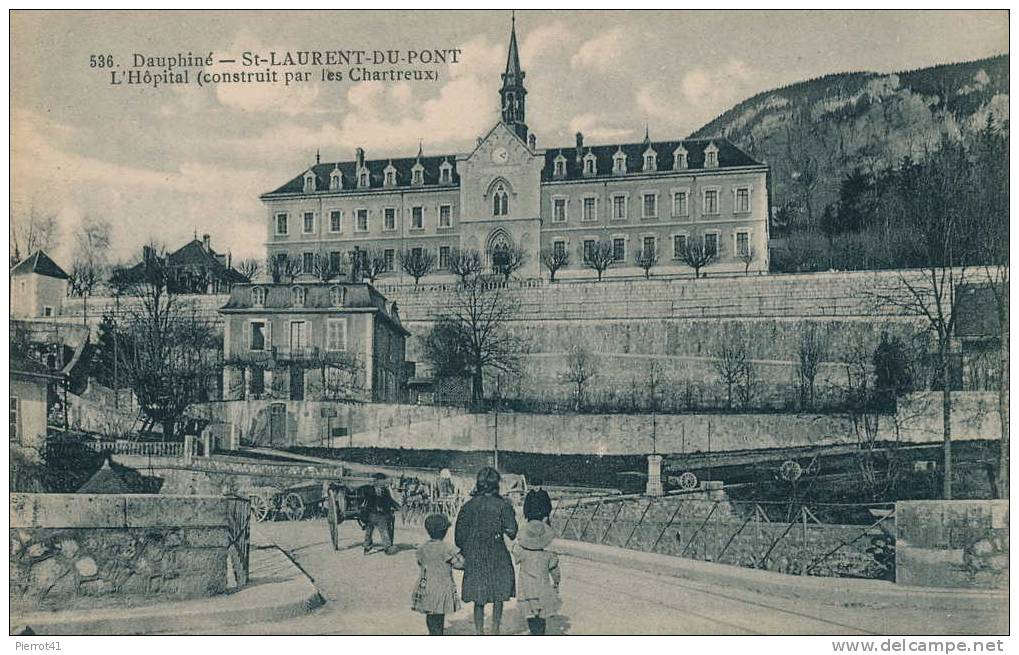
[260,20,770,282]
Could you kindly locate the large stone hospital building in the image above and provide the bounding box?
[260,18,770,282]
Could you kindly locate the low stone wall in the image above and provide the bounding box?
[895,500,1008,589]
[111,454,359,497]
[10,493,250,611]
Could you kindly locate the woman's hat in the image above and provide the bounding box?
[439,468,452,479]
[518,519,556,550]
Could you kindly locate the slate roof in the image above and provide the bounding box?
[220,282,409,334]
[11,347,58,380]
[263,136,763,197]
[540,138,763,182]
[119,239,248,284]
[168,240,249,283]
[264,155,460,196]
[10,251,69,279]
[77,459,155,494]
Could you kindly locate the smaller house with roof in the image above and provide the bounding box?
[219,282,410,407]
[10,251,69,319]
[113,234,248,294]
[11,345,61,467]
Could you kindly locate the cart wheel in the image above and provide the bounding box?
[678,471,699,491]
[249,494,270,522]
[283,493,305,521]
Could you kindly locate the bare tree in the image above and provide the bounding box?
[560,344,597,411]
[10,207,59,266]
[312,250,345,282]
[492,244,527,281]
[296,351,366,402]
[448,247,483,285]
[357,247,391,284]
[540,247,570,282]
[267,254,302,283]
[582,240,615,282]
[68,217,112,325]
[399,248,436,285]
[739,246,755,276]
[68,260,102,325]
[679,240,715,279]
[796,324,827,410]
[874,142,974,499]
[116,250,220,439]
[712,324,752,409]
[235,258,261,282]
[426,275,524,405]
[634,244,658,279]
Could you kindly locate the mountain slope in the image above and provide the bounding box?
[690,55,1009,228]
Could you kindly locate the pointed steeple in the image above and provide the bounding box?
[499,12,528,141]
[416,140,423,160]
[505,11,522,79]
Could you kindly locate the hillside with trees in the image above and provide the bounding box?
[690,55,1008,271]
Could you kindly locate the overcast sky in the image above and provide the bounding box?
[10,10,1008,264]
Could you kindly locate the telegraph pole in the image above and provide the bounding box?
[493,375,501,471]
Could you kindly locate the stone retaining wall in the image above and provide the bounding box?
[10,493,250,611]
[895,500,1009,589]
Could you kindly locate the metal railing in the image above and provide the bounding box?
[550,494,896,580]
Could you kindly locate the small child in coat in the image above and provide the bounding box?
[411,513,464,635]
[513,490,561,636]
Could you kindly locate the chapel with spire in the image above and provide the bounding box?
[499,12,528,141]
[260,13,771,282]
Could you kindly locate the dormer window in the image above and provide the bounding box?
[643,149,657,172]
[358,168,370,188]
[252,286,266,307]
[673,146,688,171]
[383,164,397,187]
[411,165,424,186]
[329,285,346,306]
[583,153,597,176]
[303,170,316,193]
[612,149,627,175]
[291,286,306,307]
[704,143,719,169]
[553,154,567,178]
[439,161,453,184]
[329,167,342,190]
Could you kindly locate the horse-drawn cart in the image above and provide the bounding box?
[247,482,329,522]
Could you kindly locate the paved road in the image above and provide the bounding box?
[193,518,1005,635]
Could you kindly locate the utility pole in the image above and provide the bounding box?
[113,291,120,409]
[493,374,501,471]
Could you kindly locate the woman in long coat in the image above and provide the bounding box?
[454,467,518,635]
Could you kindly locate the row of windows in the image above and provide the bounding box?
[551,145,718,178]
[276,229,752,281]
[556,230,753,263]
[304,162,455,193]
[279,245,462,274]
[252,284,346,307]
[548,187,752,223]
[275,205,454,236]
[248,318,348,352]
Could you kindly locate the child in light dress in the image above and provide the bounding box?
[411,513,464,635]
[513,489,561,636]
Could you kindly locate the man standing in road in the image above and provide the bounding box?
[361,472,400,555]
